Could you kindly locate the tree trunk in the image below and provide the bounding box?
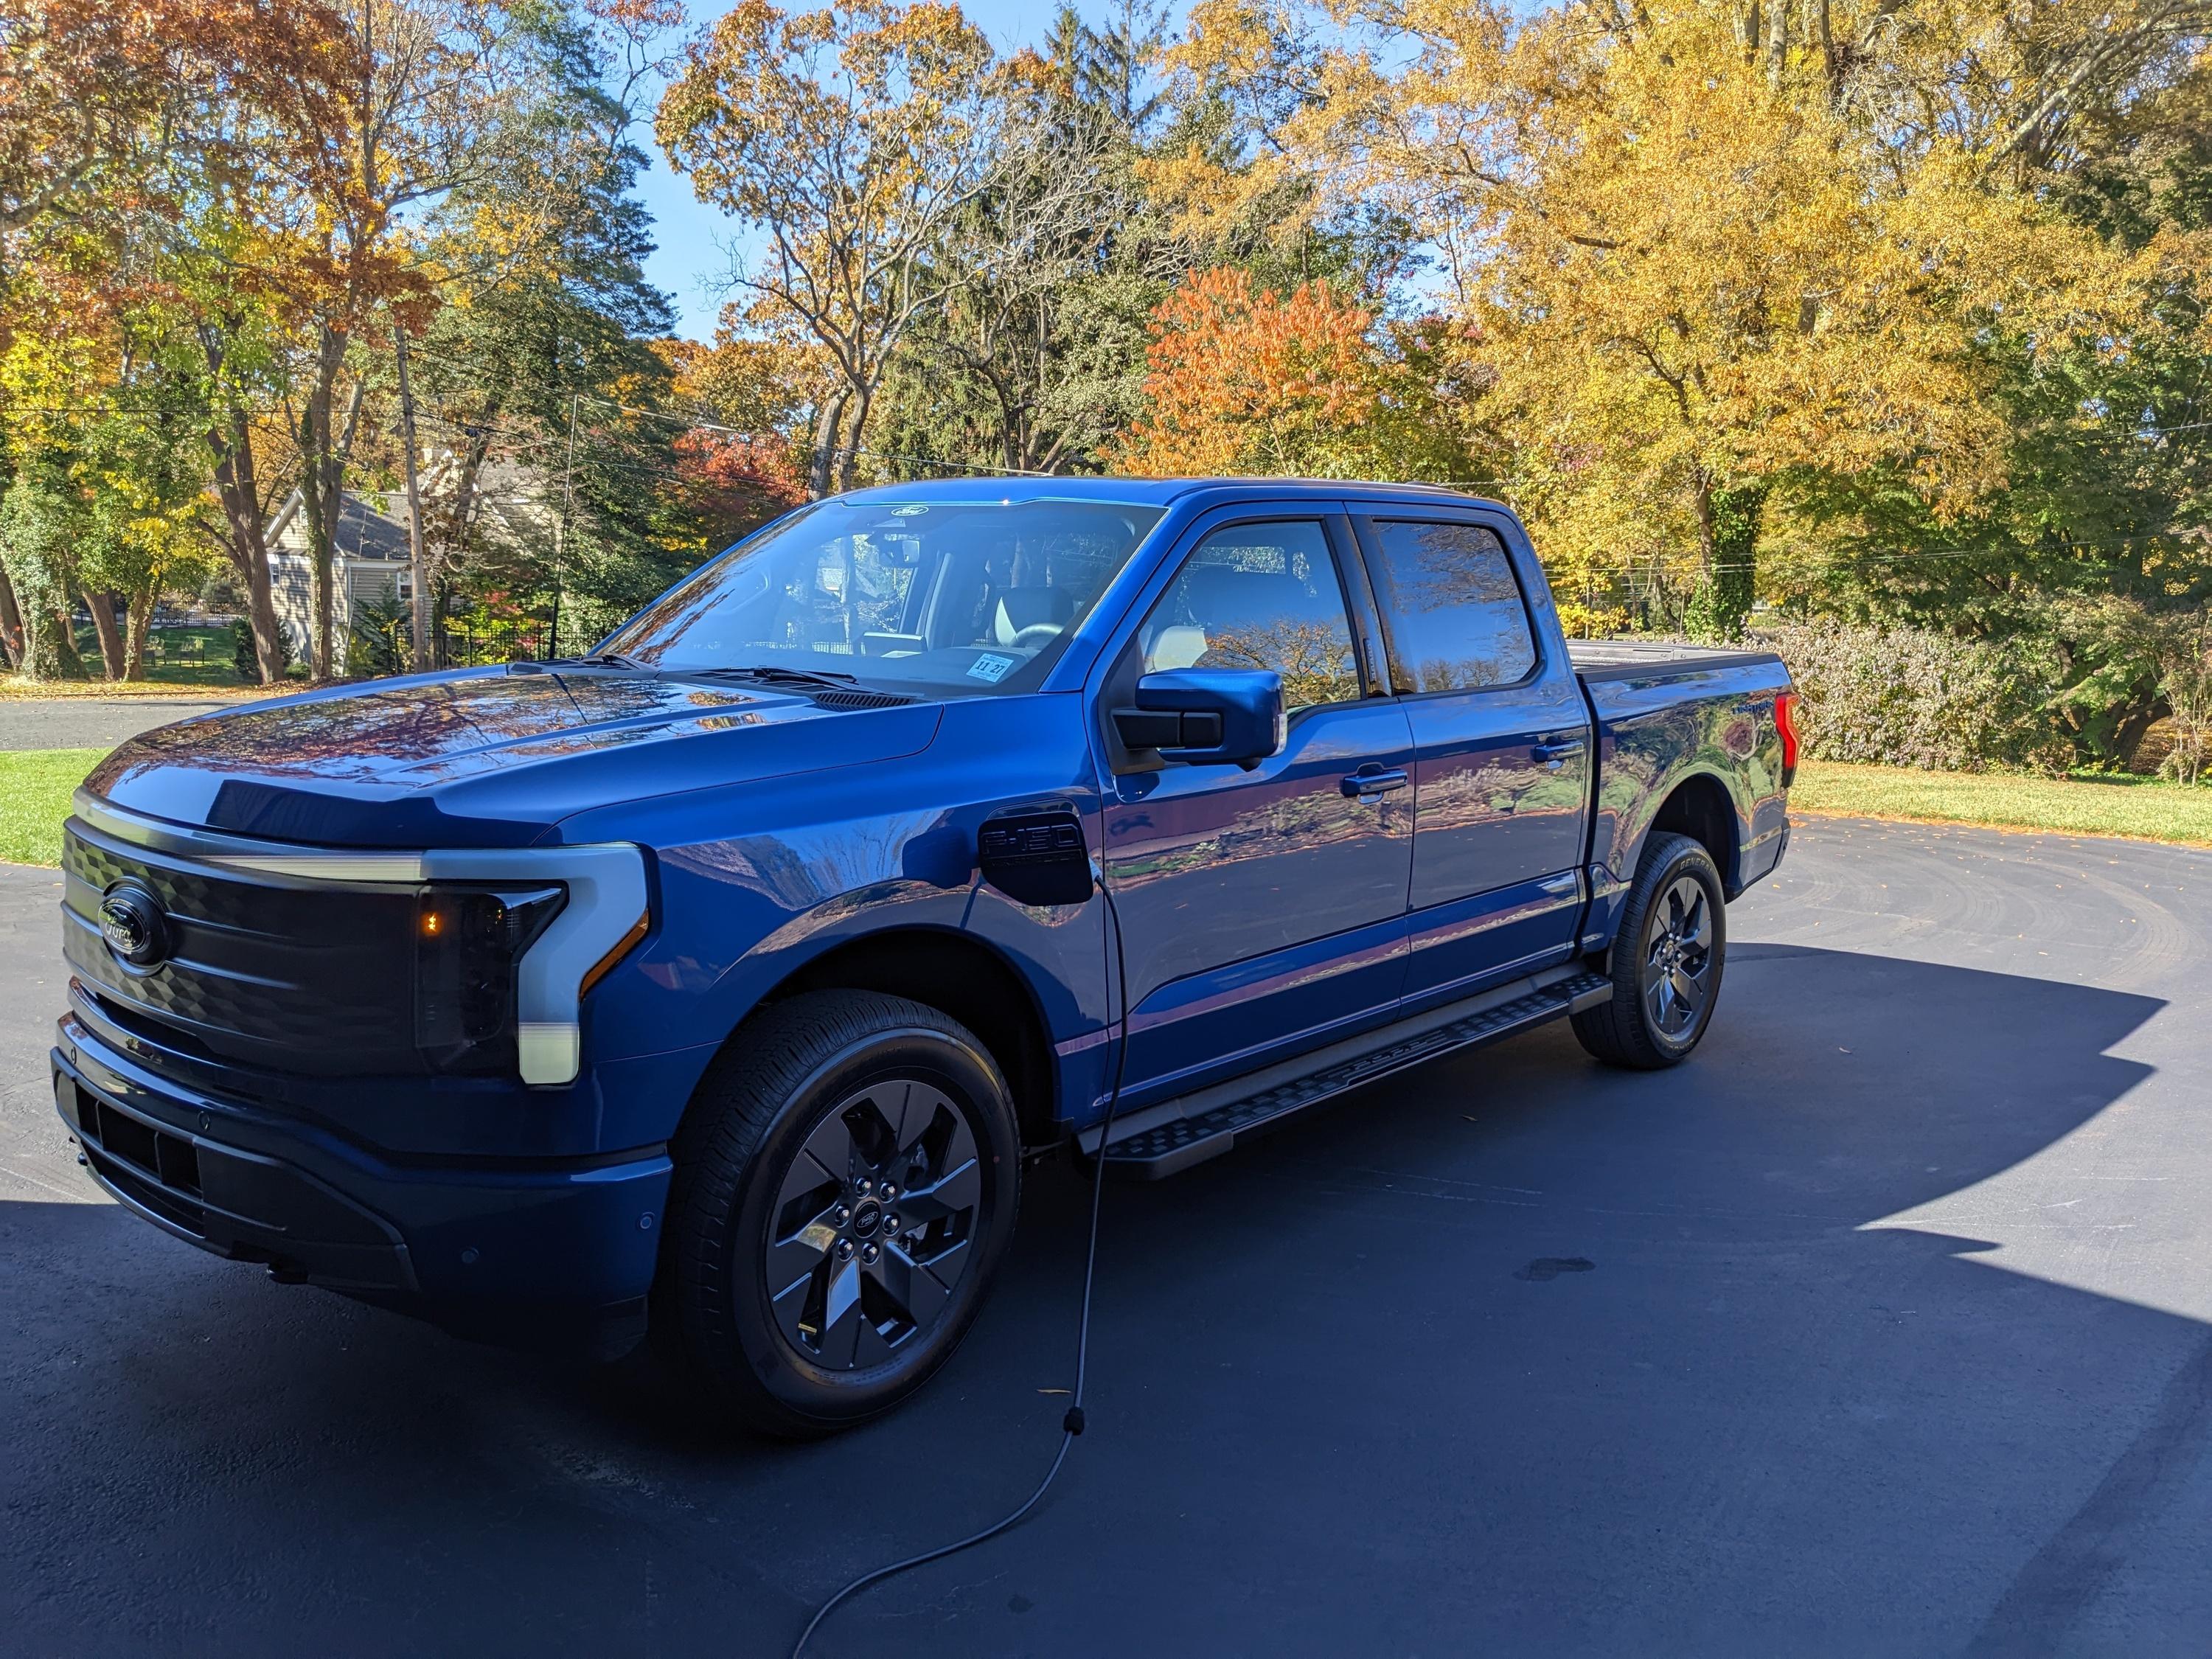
[40,602,86,678]
[393,329,433,672]
[209,408,288,684]
[300,372,335,681]
[1685,480,1768,641]
[86,590,128,680]
[299,326,355,681]
[834,386,872,493]
[808,389,849,498]
[204,337,288,684]
[125,587,155,681]
[0,557,24,670]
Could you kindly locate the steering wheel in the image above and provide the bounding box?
[1009,625,1062,650]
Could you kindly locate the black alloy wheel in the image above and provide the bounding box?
[656,990,1021,1436]
[1639,872,1716,1039]
[1571,830,1728,1069]
[768,1079,981,1371]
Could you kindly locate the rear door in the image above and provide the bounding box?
[1095,509,1416,1105]
[1349,507,1591,1011]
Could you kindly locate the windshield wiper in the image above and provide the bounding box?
[684,663,862,690]
[546,651,650,672]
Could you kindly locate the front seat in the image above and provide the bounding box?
[993,588,1077,647]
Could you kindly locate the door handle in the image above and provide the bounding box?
[1532,737,1587,766]
[1340,765,1410,799]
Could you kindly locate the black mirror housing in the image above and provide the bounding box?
[1113,669,1285,768]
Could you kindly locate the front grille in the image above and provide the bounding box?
[63,818,422,1077]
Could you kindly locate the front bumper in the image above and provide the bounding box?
[52,1020,673,1359]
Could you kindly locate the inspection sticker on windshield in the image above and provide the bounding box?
[967,653,1016,684]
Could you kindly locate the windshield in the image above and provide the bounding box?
[600,498,1166,697]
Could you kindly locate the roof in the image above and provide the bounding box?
[835,476,1495,510]
[265,490,412,563]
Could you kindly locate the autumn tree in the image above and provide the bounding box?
[253,0,546,677]
[1166,0,2198,636]
[392,0,694,661]
[657,0,1017,494]
[661,330,812,545]
[1116,265,1480,480]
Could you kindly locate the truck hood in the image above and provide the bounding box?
[85,667,945,848]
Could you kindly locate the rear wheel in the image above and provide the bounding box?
[655,990,1020,1437]
[1571,831,1726,1069]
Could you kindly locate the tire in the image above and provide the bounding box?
[655,990,1021,1437]
[1571,831,1727,1070]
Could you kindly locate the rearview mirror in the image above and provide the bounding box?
[1112,669,1285,769]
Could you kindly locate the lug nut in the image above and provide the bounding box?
[884,1215,900,1233]
[836,1239,855,1259]
[861,1244,879,1263]
[855,1178,873,1194]
[834,1206,851,1222]
[880,1185,897,1201]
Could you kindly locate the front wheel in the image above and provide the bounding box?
[1571,831,1726,1069]
[655,990,1021,1437]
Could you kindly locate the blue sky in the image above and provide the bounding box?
[635,1,1082,339]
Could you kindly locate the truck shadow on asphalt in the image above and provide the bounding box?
[6,944,2210,1658]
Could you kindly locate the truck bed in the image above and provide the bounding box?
[1566,639,1786,682]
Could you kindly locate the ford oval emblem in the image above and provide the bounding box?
[99,883,169,969]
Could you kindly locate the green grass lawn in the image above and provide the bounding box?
[77,623,246,688]
[1793,760,2212,849]
[0,747,104,866]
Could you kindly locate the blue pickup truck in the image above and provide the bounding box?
[51,479,1795,1433]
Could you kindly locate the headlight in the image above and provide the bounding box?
[415,885,566,1074]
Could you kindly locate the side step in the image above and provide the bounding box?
[1093,970,1613,1179]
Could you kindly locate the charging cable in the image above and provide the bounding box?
[790,881,1130,1658]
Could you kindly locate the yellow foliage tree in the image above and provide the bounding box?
[1166,0,2202,633]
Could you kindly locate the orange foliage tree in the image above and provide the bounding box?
[1115,266,1478,481]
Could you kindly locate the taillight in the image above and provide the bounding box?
[1774,691,1801,787]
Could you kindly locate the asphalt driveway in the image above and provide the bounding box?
[4,818,2210,1658]
[0,698,231,752]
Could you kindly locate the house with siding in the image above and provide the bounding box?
[262,460,558,662]
[265,490,414,658]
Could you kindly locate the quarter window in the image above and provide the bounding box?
[1365,521,1537,692]
[1137,521,1360,712]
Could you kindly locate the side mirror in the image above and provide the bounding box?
[1112,669,1285,769]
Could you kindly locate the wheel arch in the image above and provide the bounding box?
[1643,769,1744,897]
[745,926,1062,1152]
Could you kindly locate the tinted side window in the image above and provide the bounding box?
[1366,521,1537,692]
[1138,521,1360,712]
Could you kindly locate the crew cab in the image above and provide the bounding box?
[49,480,1796,1433]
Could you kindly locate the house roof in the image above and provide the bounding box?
[266,489,412,563]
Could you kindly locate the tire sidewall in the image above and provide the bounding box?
[1628,840,1727,1060]
[720,1023,1020,1427]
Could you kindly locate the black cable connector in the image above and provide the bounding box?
[1062,1406,1086,1436]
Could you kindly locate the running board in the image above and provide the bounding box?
[1089,970,1613,1179]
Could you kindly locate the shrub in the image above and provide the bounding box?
[347,590,408,678]
[1748,621,2072,774]
[231,618,293,684]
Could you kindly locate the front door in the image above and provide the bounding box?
[1351,511,1592,1010]
[1098,515,1415,1106]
